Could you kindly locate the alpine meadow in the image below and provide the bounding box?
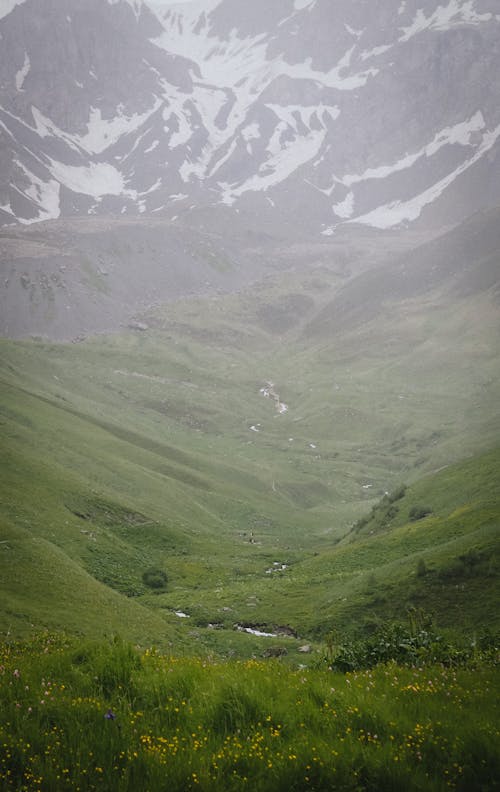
[0,1,499,790]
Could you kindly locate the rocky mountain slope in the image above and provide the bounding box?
[1,0,499,233]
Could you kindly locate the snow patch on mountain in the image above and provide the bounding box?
[30,101,163,156]
[333,191,354,219]
[360,44,393,61]
[266,104,340,131]
[241,122,260,142]
[15,52,30,91]
[47,160,133,200]
[163,104,192,148]
[31,107,83,153]
[399,0,494,41]
[207,139,237,178]
[279,48,378,91]
[153,9,376,155]
[219,105,338,204]
[13,159,60,223]
[341,111,487,187]
[160,78,232,177]
[344,23,364,38]
[144,139,159,153]
[0,0,27,21]
[294,0,317,10]
[78,102,162,154]
[348,121,500,228]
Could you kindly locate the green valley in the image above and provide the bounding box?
[1,210,499,791]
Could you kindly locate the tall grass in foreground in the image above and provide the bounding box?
[0,634,498,791]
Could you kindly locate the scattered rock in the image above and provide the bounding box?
[298,644,312,653]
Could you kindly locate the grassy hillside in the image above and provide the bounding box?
[0,218,499,792]
[0,249,500,654]
[1,211,499,652]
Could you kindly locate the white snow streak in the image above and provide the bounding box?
[241,122,260,142]
[294,0,317,10]
[399,0,493,41]
[79,102,162,154]
[13,159,61,223]
[333,191,354,218]
[31,102,162,155]
[165,107,193,148]
[144,139,159,153]
[15,52,30,91]
[360,44,392,61]
[219,105,338,202]
[348,122,500,228]
[47,160,134,200]
[341,111,487,187]
[0,0,27,20]
[207,139,238,178]
[139,177,162,195]
[220,128,326,203]
[266,103,340,130]
[344,23,364,38]
[280,49,378,90]
[31,107,86,153]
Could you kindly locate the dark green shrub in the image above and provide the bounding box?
[323,611,474,671]
[416,558,428,577]
[459,548,482,574]
[142,567,168,590]
[409,504,432,521]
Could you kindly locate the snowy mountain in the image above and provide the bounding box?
[1,0,499,233]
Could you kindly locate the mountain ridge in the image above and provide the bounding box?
[1,0,499,232]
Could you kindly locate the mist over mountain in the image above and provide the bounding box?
[1,0,499,233]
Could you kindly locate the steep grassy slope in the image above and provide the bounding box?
[249,448,500,640]
[1,213,499,652]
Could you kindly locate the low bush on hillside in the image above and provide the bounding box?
[142,567,168,590]
[322,610,498,672]
[438,548,495,581]
[0,632,498,791]
[409,504,433,521]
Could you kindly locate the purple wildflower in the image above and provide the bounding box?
[104,709,116,720]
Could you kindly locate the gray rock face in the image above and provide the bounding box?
[0,0,499,232]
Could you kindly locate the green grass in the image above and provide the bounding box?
[0,634,498,791]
